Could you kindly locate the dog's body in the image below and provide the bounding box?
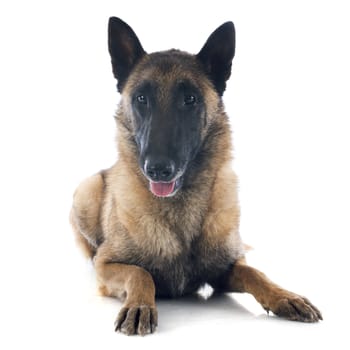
[71,18,322,335]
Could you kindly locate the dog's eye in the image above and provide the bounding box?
[184,95,196,106]
[137,95,147,104]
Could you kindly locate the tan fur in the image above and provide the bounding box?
[70,104,244,334]
[71,83,322,335]
[217,258,323,322]
[70,173,104,257]
[71,25,322,335]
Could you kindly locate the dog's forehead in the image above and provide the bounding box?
[125,50,206,92]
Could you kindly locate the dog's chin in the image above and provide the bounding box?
[149,177,182,198]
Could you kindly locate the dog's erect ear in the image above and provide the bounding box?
[108,17,146,92]
[196,22,235,96]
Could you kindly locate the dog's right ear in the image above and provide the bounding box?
[108,17,146,92]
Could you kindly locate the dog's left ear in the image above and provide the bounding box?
[108,17,146,92]
[196,22,235,96]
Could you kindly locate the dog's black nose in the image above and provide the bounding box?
[144,157,176,182]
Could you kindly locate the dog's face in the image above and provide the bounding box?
[124,53,213,198]
[108,18,235,197]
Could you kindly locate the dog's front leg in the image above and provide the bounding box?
[95,259,158,335]
[215,259,322,322]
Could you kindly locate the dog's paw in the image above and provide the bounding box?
[114,304,158,336]
[268,291,322,323]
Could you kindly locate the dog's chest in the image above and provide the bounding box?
[133,232,234,298]
[116,195,237,297]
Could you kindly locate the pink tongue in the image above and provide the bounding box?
[150,181,175,197]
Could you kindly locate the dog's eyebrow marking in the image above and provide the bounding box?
[177,79,197,89]
[133,80,155,94]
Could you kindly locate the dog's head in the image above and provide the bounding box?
[108,17,235,197]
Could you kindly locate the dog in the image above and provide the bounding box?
[70,17,322,335]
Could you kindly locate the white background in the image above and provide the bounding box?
[1,0,349,349]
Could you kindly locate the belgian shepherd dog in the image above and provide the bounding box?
[70,17,322,335]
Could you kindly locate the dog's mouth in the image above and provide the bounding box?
[149,177,181,198]
[141,162,186,198]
